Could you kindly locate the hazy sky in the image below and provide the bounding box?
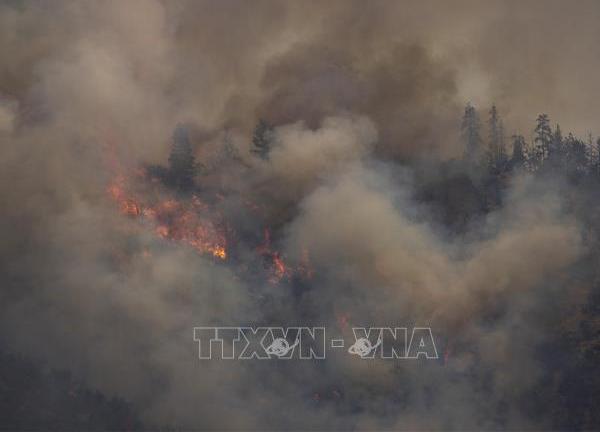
[0,1,597,429]
[2,1,600,158]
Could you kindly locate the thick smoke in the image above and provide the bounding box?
[0,0,598,430]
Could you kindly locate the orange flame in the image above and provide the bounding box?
[102,135,316,270]
[106,174,227,260]
[257,228,292,283]
[272,253,287,279]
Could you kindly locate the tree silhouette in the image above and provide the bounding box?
[510,134,527,171]
[532,113,552,169]
[168,124,197,191]
[461,103,482,163]
[251,119,274,160]
[487,105,507,172]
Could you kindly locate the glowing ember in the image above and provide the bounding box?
[443,345,451,365]
[257,228,292,283]
[104,148,314,269]
[336,313,350,330]
[212,246,227,260]
[106,174,227,260]
[272,253,287,279]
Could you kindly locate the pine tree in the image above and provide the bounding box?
[487,105,507,172]
[168,124,196,191]
[461,103,482,163]
[545,123,564,170]
[251,119,273,160]
[565,132,588,176]
[498,120,507,163]
[593,137,600,177]
[532,113,552,170]
[551,124,563,157]
[587,133,595,173]
[510,134,527,171]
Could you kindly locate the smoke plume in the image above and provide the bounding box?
[1,1,599,429]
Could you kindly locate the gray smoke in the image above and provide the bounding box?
[0,0,596,429]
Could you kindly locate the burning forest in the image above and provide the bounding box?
[2,1,600,430]
[104,123,312,287]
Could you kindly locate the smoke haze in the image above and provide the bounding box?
[1,1,600,430]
